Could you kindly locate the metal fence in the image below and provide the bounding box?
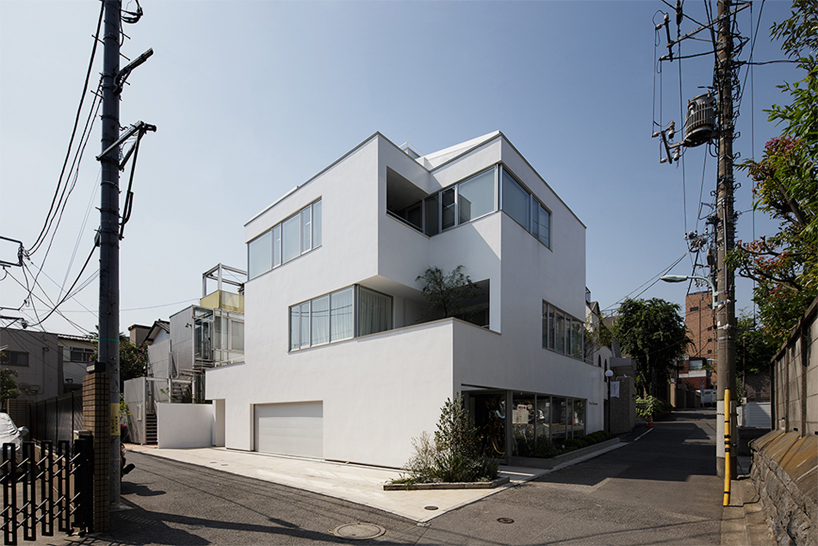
[29,392,83,445]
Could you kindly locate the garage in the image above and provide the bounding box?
[254,402,323,458]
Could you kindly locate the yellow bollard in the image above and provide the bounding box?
[723,388,731,506]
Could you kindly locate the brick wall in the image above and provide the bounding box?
[82,373,110,533]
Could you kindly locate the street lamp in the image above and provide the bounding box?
[605,369,614,433]
[660,274,720,309]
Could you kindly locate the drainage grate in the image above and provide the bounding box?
[331,523,386,540]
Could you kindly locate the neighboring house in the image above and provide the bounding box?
[0,327,95,401]
[58,334,95,392]
[207,131,604,468]
[124,264,245,444]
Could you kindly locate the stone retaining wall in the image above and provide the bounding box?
[750,430,817,546]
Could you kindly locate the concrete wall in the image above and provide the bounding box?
[123,377,146,445]
[156,403,214,448]
[772,297,818,436]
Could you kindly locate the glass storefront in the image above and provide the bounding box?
[466,388,587,460]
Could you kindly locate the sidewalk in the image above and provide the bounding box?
[721,455,775,546]
[132,440,626,523]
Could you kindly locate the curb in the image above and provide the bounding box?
[383,476,510,491]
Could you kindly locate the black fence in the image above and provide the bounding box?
[29,392,83,445]
[1,435,93,545]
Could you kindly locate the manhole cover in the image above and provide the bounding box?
[331,523,386,540]
[497,518,514,524]
[424,505,438,511]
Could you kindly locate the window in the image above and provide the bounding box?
[1,351,29,367]
[247,199,322,279]
[290,286,392,351]
[457,169,495,223]
[248,230,272,279]
[690,306,699,312]
[542,301,584,361]
[422,168,498,235]
[69,348,94,363]
[501,167,551,248]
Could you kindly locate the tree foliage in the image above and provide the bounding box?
[1,367,21,405]
[736,312,778,375]
[613,298,691,397]
[91,333,148,389]
[728,0,818,343]
[416,265,481,321]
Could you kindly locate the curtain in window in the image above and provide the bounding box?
[330,288,354,341]
[358,288,392,336]
[311,295,330,345]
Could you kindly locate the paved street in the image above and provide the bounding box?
[26,408,730,545]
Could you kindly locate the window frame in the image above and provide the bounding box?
[247,198,322,280]
[542,301,585,361]
[500,166,552,249]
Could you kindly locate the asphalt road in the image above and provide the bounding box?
[27,408,723,546]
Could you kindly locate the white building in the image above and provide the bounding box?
[207,131,604,468]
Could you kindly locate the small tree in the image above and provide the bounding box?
[417,266,480,321]
[435,394,480,460]
[90,332,148,390]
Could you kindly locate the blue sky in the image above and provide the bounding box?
[0,0,802,335]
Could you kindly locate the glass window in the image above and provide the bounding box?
[572,399,585,437]
[359,287,392,336]
[301,207,312,253]
[535,396,551,451]
[530,199,540,237]
[312,200,322,248]
[512,393,536,457]
[1,351,29,367]
[273,225,282,267]
[502,169,529,229]
[425,194,439,236]
[572,320,583,359]
[330,287,354,341]
[231,320,244,352]
[300,302,310,349]
[555,312,565,353]
[282,214,300,264]
[458,169,494,224]
[551,397,568,441]
[248,230,272,279]
[311,295,330,346]
[213,316,227,350]
[538,205,550,247]
[290,306,301,351]
[441,188,456,230]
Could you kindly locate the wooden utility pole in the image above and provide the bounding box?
[715,0,737,479]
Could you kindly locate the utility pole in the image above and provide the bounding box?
[100,0,122,506]
[653,0,745,478]
[715,0,737,479]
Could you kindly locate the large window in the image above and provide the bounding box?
[542,301,585,361]
[289,286,392,351]
[248,199,322,280]
[427,167,498,234]
[501,167,551,248]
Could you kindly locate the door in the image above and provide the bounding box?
[254,402,323,458]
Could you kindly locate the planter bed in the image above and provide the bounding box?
[383,476,510,491]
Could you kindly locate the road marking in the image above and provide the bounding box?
[634,428,655,442]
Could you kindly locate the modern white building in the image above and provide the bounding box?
[206,131,604,468]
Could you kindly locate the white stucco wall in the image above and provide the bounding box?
[156,403,214,448]
[208,132,598,468]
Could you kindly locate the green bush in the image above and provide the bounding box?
[636,395,671,420]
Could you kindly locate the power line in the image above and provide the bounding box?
[28,2,104,255]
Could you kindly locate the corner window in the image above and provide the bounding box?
[542,301,584,361]
[247,198,322,280]
[501,167,551,249]
[290,286,392,351]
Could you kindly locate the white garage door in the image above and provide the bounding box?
[254,402,323,458]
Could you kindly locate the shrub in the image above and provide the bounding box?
[393,395,499,485]
[636,396,671,420]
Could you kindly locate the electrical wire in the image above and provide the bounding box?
[602,251,690,313]
[28,2,104,256]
